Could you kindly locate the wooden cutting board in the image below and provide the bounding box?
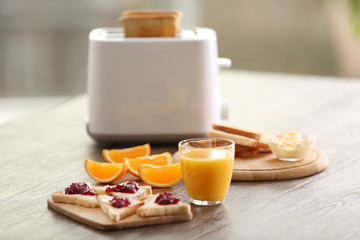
[232,149,328,181]
[47,198,192,231]
[173,149,328,181]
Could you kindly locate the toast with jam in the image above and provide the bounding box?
[93,181,151,201]
[51,182,98,208]
[50,182,191,223]
[97,195,144,221]
[137,192,191,218]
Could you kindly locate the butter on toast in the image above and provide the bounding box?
[51,191,98,208]
[97,195,143,221]
[137,194,191,218]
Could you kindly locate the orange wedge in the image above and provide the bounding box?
[138,163,182,187]
[124,152,173,177]
[84,159,127,183]
[103,143,150,163]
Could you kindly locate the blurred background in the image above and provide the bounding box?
[0,0,360,98]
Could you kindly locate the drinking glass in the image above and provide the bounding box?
[179,138,234,206]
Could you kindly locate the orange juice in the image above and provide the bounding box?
[179,148,234,201]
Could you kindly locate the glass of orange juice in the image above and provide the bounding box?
[179,138,234,206]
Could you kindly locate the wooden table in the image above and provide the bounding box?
[2,70,360,239]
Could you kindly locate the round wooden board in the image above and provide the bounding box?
[173,149,328,182]
[232,149,328,181]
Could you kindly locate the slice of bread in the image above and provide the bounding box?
[119,10,182,37]
[235,149,260,158]
[212,123,265,141]
[97,195,144,221]
[93,185,151,201]
[137,194,191,218]
[235,144,257,152]
[51,191,98,208]
[211,124,272,152]
[208,129,259,148]
[235,144,259,158]
[121,10,181,24]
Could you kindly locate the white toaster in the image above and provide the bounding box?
[87,27,231,143]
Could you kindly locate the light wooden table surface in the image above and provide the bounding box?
[2,70,360,239]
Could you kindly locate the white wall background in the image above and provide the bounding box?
[0,0,359,96]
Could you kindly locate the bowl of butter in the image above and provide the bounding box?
[268,131,315,161]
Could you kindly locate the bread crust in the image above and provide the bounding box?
[137,194,191,218]
[212,123,265,141]
[51,191,98,208]
[121,10,181,17]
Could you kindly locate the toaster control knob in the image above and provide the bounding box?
[217,58,232,69]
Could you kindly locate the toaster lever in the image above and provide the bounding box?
[217,58,232,69]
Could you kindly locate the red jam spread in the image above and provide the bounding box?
[64,182,96,196]
[105,181,139,194]
[109,197,131,208]
[155,192,180,205]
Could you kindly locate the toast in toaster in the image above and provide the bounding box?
[119,10,182,37]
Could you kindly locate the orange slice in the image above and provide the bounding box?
[84,159,127,183]
[124,152,173,177]
[138,163,182,187]
[103,143,150,163]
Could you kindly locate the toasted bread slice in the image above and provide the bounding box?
[111,188,149,201]
[97,195,143,221]
[93,184,152,195]
[119,10,182,37]
[137,194,191,218]
[140,185,152,194]
[212,123,266,140]
[235,144,257,152]
[93,185,151,201]
[51,191,98,208]
[258,142,271,152]
[235,144,259,158]
[208,129,259,148]
[235,149,260,158]
[211,124,272,152]
[121,10,181,19]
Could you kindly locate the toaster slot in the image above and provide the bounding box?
[97,28,199,40]
[98,28,125,39]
